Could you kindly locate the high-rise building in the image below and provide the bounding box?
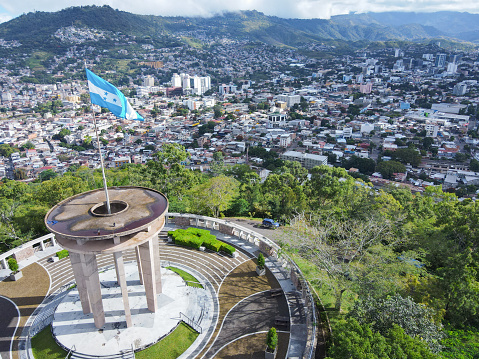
[171,73,182,87]
[447,63,458,74]
[453,83,468,96]
[435,53,447,67]
[171,73,210,95]
[143,75,154,87]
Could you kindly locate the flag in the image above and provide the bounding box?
[86,68,144,121]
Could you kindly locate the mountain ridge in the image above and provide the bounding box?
[0,6,477,55]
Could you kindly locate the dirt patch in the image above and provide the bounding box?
[214,332,289,359]
[218,259,280,320]
[197,259,281,358]
[0,263,50,359]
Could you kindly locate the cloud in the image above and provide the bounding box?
[0,0,478,20]
[0,13,12,23]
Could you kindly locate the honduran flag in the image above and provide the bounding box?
[86,68,144,121]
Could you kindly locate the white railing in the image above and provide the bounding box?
[167,213,318,359]
[0,233,56,270]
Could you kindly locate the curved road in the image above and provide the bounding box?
[0,296,19,359]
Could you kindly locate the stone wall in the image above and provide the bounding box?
[13,246,34,262]
[219,224,234,236]
[174,217,191,227]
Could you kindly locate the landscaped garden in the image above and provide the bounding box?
[168,227,236,256]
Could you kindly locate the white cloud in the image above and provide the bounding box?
[0,13,12,23]
[0,0,478,20]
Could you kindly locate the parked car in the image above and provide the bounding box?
[262,218,280,229]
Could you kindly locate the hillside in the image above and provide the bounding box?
[0,6,477,56]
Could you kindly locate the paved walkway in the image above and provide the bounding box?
[0,263,50,359]
[0,296,19,359]
[205,291,289,358]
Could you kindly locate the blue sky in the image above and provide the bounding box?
[0,0,478,23]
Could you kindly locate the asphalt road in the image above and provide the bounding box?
[226,218,284,242]
[0,296,19,359]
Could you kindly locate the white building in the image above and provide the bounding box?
[276,94,300,108]
[279,134,292,147]
[143,75,154,87]
[280,151,327,169]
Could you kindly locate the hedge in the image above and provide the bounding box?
[221,243,236,256]
[168,228,236,255]
[56,250,69,259]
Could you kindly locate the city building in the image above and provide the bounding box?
[280,151,327,169]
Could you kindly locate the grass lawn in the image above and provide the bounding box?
[31,325,68,359]
[136,322,198,359]
[166,266,203,288]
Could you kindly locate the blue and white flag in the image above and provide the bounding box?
[86,68,144,121]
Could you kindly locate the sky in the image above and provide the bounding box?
[0,0,478,23]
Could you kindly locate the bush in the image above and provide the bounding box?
[221,243,236,256]
[8,257,18,273]
[267,327,278,351]
[168,228,235,254]
[56,250,69,259]
[257,253,265,269]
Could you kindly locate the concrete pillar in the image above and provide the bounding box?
[152,237,162,294]
[113,253,121,285]
[81,253,105,328]
[113,250,132,327]
[139,239,157,312]
[1,258,7,270]
[195,218,199,226]
[135,246,143,285]
[69,252,91,314]
[40,240,45,251]
[51,235,56,247]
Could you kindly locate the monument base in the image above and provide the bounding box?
[52,264,205,355]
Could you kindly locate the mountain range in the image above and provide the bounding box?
[0,6,478,54]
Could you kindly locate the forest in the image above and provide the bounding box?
[1,142,478,358]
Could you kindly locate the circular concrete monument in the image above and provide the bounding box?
[45,186,168,329]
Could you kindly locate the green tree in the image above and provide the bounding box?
[439,249,479,328]
[190,175,239,218]
[349,294,443,352]
[0,144,18,157]
[21,141,35,150]
[282,213,399,311]
[38,169,57,182]
[376,161,406,180]
[470,158,479,172]
[392,148,422,166]
[35,175,88,207]
[327,318,438,359]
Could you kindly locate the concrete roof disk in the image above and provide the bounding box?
[45,186,168,241]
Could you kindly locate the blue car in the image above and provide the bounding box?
[262,218,280,229]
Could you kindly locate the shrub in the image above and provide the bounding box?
[203,236,222,252]
[267,327,278,351]
[56,250,69,259]
[8,258,19,273]
[257,253,265,269]
[221,243,236,256]
[169,228,234,253]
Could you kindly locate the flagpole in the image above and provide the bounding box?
[85,61,111,214]
[94,110,111,214]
